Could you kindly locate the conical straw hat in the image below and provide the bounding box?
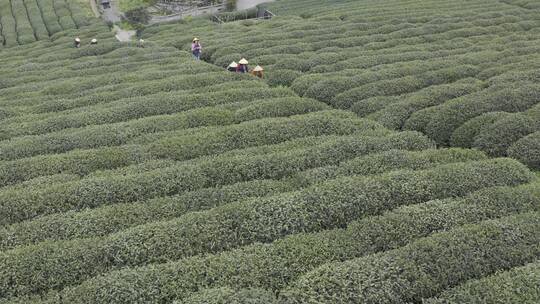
[193,37,199,42]
[75,38,81,42]
[253,65,264,72]
[239,58,248,64]
[229,61,238,68]
[91,39,97,43]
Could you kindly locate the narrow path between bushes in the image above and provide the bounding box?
[114,25,136,42]
[89,0,100,18]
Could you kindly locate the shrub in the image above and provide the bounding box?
[1,146,480,250]
[450,112,511,148]
[37,182,540,304]
[508,131,540,169]
[472,113,538,156]
[0,145,146,187]
[232,97,330,121]
[270,57,311,72]
[0,178,295,251]
[125,7,151,26]
[146,110,383,160]
[0,158,532,299]
[304,77,356,104]
[332,65,479,109]
[350,96,401,117]
[281,212,540,303]
[304,52,342,71]
[0,106,234,161]
[175,288,278,304]
[406,84,540,146]
[424,261,540,304]
[23,0,49,40]
[0,86,296,140]
[289,74,326,96]
[0,129,426,227]
[214,53,243,68]
[266,69,303,87]
[369,80,483,130]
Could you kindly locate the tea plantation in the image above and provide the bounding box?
[144,0,540,168]
[0,0,539,303]
[0,0,95,47]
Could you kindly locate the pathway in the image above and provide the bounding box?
[236,0,274,11]
[89,0,100,18]
[114,25,136,42]
[102,0,122,23]
[93,0,134,42]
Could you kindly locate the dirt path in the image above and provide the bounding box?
[89,0,100,18]
[102,0,122,23]
[236,0,274,10]
[114,25,136,42]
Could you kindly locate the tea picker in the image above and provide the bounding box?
[228,61,238,72]
[237,58,249,73]
[192,38,202,60]
[251,65,264,78]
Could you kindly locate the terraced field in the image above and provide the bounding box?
[0,0,539,303]
[0,0,95,47]
[144,0,540,168]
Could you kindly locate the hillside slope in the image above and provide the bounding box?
[143,0,540,167]
[0,0,539,303]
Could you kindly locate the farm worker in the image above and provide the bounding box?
[192,38,202,60]
[227,61,238,72]
[74,37,81,48]
[137,39,145,48]
[251,65,264,78]
[90,38,98,45]
[237,58,249,73]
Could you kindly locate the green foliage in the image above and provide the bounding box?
[215,8,258,22]
[508,132,540,169]
[266,69,303,87]
[281,212,540,303]
[125,7,151,27]
[425,261,540,304]
[176,287,278,304]
[472,113,538,156]
[29,181,539,303]
[0,158,532,300]
[1,0,540,302]
[450,112,511,148]
[0,147,480,250]
[405,85,540,146]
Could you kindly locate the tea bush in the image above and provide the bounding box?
[0,158,532,299]
[1,0,539,302]
[30,182,539,304]
[425,261,540,304]
[0,147,479,250]
[508,131,540,169]
[281,212,540,303]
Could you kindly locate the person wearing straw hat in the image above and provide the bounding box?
[227,61,238,72]
[251,65,264,78]
[137,39,145,48]
[90,38,98,45]
[74,37,81,48]
[192,38,202,60]
[237,58,249,73]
